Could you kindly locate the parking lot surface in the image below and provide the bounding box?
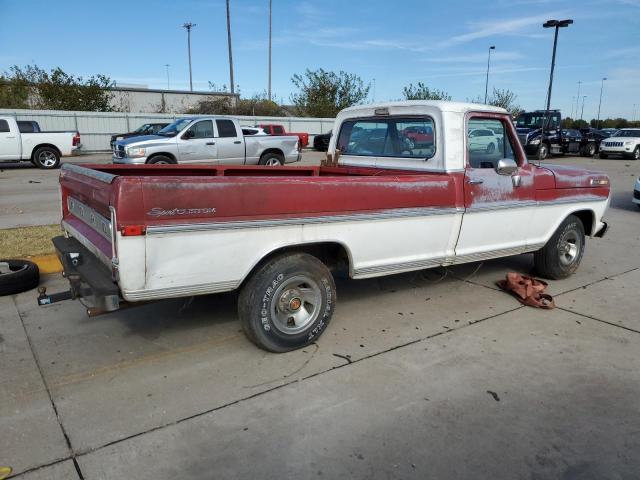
[1,155,639,479]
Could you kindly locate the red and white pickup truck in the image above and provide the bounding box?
[40,101,610,352]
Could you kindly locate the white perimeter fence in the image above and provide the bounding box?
[0,109,335,152]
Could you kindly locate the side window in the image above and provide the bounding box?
[337,117,436,159]
[186,120,214,139]
[216,119,237,138]
[467,118,516,169]
[0,120,9,133]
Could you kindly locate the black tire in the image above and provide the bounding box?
[146,155,175,165]
[537,143,549,161]
[626,146,640,161]
[238,253,336,352]
[486,142,496,154]
[258,152,285,166]
[534,215,585,280]
[0,259,40,296]
[584,143,596,157]
[599,152,608,159]
[32,146,60,169]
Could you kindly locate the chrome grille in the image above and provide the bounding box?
[112,145,126,158]
[604,141,623,147]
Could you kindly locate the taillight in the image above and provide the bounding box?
[72,131,81,146]
[121,225,146,236]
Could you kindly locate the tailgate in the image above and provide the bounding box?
[59,164,117,267]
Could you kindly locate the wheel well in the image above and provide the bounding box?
[241,242,352,287]
[31,144,61,159]
[146,152,177,164]
[571,210,594,236]
[260,148,284,160]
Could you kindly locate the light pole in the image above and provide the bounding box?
[484,45,495,104]
[580,95,587,122]
[226,0,235,95]
[596,77,607,128]
[543,19,573,131]
[164,64,170,90]
[182,23,196,91]
[268,0,272,101]
[633,104,637,122]
[575,81,581,120]
[372,78,376,103]
[570,96,575,118]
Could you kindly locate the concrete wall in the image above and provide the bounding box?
[0,108,335,152]
[109,87,238,114]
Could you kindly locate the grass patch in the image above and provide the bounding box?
[0,224,60,258]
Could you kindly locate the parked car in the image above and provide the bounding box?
[41,101,610,352]
[110,123,170,148]
[259,124,309,148]
[468,128,499,153]
[0,116,81,169]
[241,126,268,136]
[515,110,599,159]
[633,177,640,209]
[17,120,41,133]
[313,130,331,151]
[401,125,434,149]
[599,129,640,159]
[600,128,619,137]
[113,116,301,166]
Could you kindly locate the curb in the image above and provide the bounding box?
[23,254,62,275]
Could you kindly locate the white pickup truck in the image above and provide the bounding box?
[112,116,301,166]
[41,101,610,352]
[0,116,81,169]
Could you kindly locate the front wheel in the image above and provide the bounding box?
[238,253,336,352]
[534,215,585,280]
[32,147,60,169]
[627,146,640,160]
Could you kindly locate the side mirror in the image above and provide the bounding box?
[182,130,193,139]
[495,158,518,176]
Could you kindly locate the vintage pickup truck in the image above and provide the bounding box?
[40,101,610,352]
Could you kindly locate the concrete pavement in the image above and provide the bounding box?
[1,156,639,479]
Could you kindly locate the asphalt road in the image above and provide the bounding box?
[1,155,640,479]
[0,151,325,229]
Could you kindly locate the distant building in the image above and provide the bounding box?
[109,86,238,114]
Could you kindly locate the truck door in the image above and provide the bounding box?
[455,115,537,262]
[214,119,245,164]
[177,120,218,163]
[0,119,21,160]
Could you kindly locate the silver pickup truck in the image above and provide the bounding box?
[112,116,301,166]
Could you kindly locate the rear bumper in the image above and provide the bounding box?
[37,236,121,313]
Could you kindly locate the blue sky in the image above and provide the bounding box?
[1,0,639,119]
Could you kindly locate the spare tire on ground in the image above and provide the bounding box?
[0,259,40,296]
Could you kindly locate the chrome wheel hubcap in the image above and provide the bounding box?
[265,158,281,166]
[39,151,56,167]
[271,275,321,334]
[559,231,580,266]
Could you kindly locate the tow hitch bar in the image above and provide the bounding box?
[37,286,73,306]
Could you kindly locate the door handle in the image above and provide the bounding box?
[206,142,215,145]
[233,140,241,144]
[467,179,484,185]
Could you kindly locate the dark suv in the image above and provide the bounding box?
[110,123,169,148]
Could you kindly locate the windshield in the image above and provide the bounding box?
[157,119,192,136]
[133,124,151,134]
[516,113,559,129]
[615,130,640,137]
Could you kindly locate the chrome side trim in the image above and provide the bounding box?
[62,163,117,184]
[354,256,447,277]
[123,280,239,301]
[450,242,545,265]
[62,221,112,268]
[467,200,537,213]
[541,195,606,206]
[67,197,112,241]
[147,207,463,235]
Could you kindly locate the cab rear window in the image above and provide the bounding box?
[337,117,435,159]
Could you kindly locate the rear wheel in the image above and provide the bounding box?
[534,215,585,280]
[32,147,60,169]
[537,143,549,161]
[583,143,596,157]
[238,253,336,352]
[259,152,284,166]
[627,146,640,160]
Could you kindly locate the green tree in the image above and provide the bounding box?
[402,82,451,101]
[469,88,522,117]
[188,92,285,116]
[290,69,370,117]
[0,65,114,111]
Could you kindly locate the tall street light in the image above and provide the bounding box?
[182,22,196,91]
[575,81,581,120]
[580,95,587,121]
[543,19,573,130]
[164,64,171,90]
[484,45,495,104]
[226,0,235,95]
[268,0,272,101]
[596,77,607,128]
